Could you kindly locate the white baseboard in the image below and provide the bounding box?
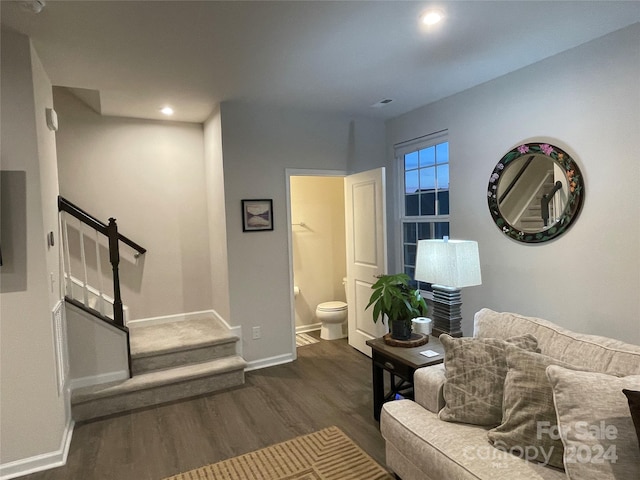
[245,353,294,372]
[127,309,215,327]
[69,370,129,391]
[0,418,74,480]
[295,323,321,334]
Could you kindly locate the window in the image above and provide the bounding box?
[397,132,450,291]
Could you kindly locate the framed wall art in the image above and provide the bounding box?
[241,199,274,232]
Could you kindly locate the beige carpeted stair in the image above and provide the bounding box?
[71,316,246,422]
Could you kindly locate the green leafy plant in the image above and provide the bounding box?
[366,273,428,327]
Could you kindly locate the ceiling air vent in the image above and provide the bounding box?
[371,99,393,108]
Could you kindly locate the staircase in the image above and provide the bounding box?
[518,192,545,231]
[71,315,246,422]
[516,172,556,231]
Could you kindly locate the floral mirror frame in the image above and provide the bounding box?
[487,142,584,243]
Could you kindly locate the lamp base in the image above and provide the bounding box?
[431,285,463,338]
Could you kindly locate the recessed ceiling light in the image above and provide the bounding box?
[420,9,444,26]
[160,106,174,116]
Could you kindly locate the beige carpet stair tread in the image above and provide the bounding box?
[129,317,237,358]
[72,355,247,404]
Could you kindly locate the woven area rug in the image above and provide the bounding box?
[163,426,393,480]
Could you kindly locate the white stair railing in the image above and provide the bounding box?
[58,196,145,328]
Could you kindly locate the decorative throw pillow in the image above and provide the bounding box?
[623,389,640,451]
[438,333,538,426]
[487,346,574,469]
[547,366,640,480]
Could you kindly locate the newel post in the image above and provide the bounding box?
[107,218,125,328]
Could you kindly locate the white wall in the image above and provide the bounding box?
[0,28,70,473]
[54,88,214,321]
[220,102,385,364]
[203,105,231,322]
[291,176,346,329]
[386,24,640,343]
[66,303,129,387]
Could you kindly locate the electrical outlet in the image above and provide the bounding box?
[252,326,261,339]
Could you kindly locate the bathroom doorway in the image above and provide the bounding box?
[286,170,347,354]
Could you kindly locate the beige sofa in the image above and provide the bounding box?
[380,308,640,480]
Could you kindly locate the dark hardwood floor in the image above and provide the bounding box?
[24,334,386,480]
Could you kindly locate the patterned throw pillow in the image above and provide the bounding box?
[438,333,538,426]
[623,389,640,452]
[487,346,575,469]
[547,367,640,480]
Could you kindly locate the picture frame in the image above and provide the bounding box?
[241,199,274,232]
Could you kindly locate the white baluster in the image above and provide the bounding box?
[95,229,106,316]
[79,218,89,307]
[61,213,72,297]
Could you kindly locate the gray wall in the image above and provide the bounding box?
[386,24,640,342]
[220,102,386,363]
[0,28,69,467]
[54,88,214,321]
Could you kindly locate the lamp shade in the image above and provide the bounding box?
[414,239,482,288]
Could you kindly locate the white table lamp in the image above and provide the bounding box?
[414,237,481,337]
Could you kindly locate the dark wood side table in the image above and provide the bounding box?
[366,336,445,421]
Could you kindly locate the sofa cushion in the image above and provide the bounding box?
[487,346,574,469]
[381,399,567,480]
[546,366,640,480]
[474,309,640,376]
[414,363,446,413]
[439,334,539,426]
[623,389,640,450]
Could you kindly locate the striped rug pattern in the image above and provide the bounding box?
[163,426,393,480]
[295,333,320,347]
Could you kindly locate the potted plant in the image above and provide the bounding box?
[366,273,428,341]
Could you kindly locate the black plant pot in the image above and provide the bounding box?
[390,320,412,341]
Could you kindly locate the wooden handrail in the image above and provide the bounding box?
[64,297,129,334]
[58,196,144,378]
[58,196,146,255]
[498,155,535,205]
[541,181,563,226]
[58,196,144,329]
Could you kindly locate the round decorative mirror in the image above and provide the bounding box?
[487,142,584,243]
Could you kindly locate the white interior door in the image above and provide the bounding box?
[345,167,388,356]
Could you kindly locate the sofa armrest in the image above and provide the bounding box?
[413,364,445,413]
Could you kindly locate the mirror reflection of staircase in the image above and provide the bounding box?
[517,190,545,231]
[515,171,556,232]
[71,315,246,422]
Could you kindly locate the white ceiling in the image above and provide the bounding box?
[2,1,639,123]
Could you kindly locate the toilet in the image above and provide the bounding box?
[316,278,348,340]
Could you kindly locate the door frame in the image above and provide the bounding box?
[285,168,347,360]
